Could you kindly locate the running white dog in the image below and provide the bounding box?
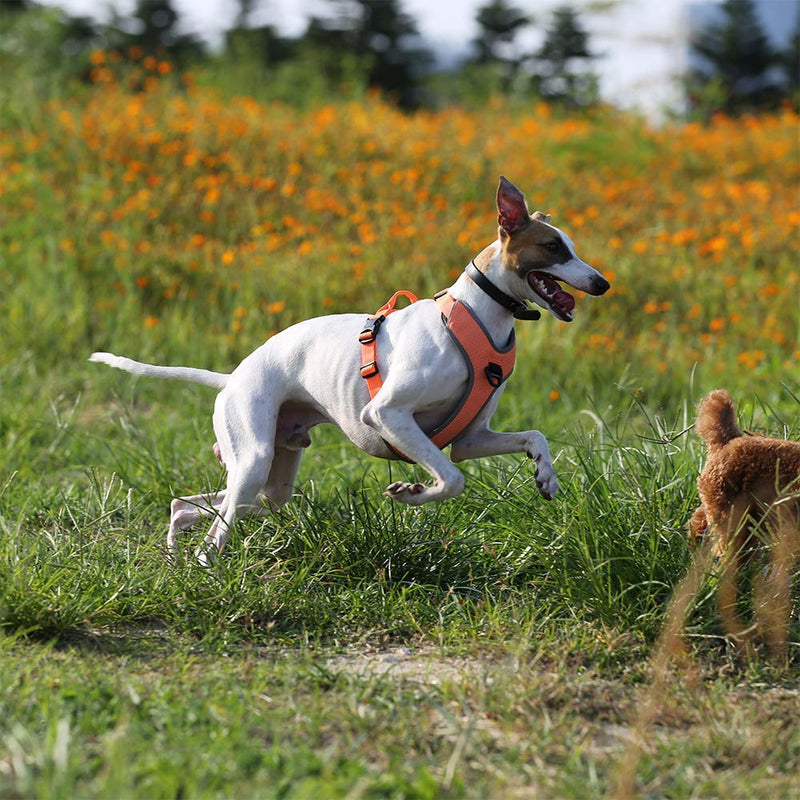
[91,177,610,563]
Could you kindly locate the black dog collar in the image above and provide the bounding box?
[466,261,541,321]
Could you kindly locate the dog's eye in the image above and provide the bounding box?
[542,241,560,252]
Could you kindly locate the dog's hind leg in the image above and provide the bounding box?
[687,506,708,545]
[197,452,273,566]
[261,446,303,508]
[167,491,225,555]
[716,500,758,656]
[170,444,303,562]
[195,385,280,565]
[718,544,756,656]
[753,502,800,658]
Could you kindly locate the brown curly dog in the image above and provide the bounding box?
[688,389,800,657]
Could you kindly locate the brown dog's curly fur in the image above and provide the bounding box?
[689,390,800,656]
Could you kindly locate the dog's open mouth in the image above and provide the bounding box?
[527,272,576,322]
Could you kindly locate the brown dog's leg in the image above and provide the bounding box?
[754,504,800,658]
[687,506,708,545]
[716,501,759,657]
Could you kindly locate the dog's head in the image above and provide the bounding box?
[494,176,610,322]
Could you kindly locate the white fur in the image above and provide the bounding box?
[91,194,608,565]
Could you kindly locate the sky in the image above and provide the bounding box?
[35,0,800,118]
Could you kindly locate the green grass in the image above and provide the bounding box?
[1,387,705,644]
[2,618,799,798]
[2,384,799,797]
[1,62,799,796]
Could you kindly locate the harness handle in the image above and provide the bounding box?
[372,290,419,318]
[359,289,419,386]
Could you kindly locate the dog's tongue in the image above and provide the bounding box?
[528,273,575,315]
[554,287,575,315]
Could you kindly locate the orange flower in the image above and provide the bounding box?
[698,236,727,257]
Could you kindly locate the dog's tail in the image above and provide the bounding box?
[89,352,229,390]
[695,389,742,450]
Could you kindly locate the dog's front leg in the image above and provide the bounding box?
[449,399,559,500]
[361,399,465,505]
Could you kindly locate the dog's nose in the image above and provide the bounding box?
[592,275,611,296]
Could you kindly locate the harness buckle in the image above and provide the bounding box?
[360,361,379,379]
[358,314,384,344]
[485,362,504,388]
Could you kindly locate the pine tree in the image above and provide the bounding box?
[780,12,800,97]
[471,0,530,66]
[533,6,598,105]
[305,0,431,108]
[690,0,780,113]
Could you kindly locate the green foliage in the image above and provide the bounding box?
[0,4,96,89]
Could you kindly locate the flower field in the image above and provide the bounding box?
[2,62,798,419]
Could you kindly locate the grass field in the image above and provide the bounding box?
[1,57,799,798]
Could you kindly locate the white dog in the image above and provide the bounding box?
[91,177,609,563]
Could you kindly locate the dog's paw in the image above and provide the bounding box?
[534,464,559,500]
[384,481,426,504]
[195,546,217,568]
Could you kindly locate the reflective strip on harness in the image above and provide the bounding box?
[359,290,516,454]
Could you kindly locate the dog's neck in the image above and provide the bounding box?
[447,242,517,346]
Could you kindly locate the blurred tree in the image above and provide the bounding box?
[226,23,296,69]
[689,0,782,113]
[122,0,204,63]
[224,0,296,69]
[780,12,799,100]
[471,0,530,65]
[304,0,432,108]
[0,0,33,15]
[532,5,598,105]
[234,0,257,29]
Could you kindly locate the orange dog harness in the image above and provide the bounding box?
[359,289,516,455]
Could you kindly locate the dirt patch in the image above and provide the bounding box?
[325,643,487,685]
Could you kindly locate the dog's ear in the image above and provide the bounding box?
[497,176,530,235]
[532,210,551,224]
